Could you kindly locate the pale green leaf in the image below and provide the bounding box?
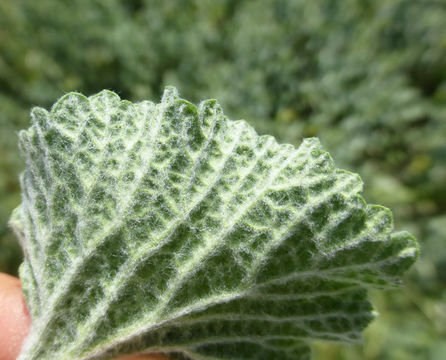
[11,88,418,360]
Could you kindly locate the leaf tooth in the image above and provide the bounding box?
[89,90,122,117]
[162,86,180,104]
[31,107,52,131]
[50,92,90,133]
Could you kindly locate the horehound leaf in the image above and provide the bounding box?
[11,88,418,360]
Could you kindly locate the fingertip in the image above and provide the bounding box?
[0,273,31,360]
[0,273,21,289]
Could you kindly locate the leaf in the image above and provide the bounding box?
[11,87,418,360]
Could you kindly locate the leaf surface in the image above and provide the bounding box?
[12,88,418,360]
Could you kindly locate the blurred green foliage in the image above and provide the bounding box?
[0,0,445,359]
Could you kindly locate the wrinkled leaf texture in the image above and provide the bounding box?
[11,88,418,360]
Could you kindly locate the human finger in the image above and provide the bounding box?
[0,273,31,360]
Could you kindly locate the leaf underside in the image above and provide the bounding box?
[11,88,418,360]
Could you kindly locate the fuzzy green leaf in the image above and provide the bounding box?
[11,88,418,360]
